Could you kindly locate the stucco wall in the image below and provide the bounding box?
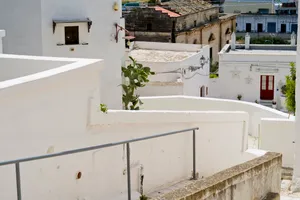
[141,96,292,137]
[0,56,255,199]
[0,54,72,81]
[260,118,295,168]
[0,0,43,55]
[0,0,125,109]
[0,30,5,53]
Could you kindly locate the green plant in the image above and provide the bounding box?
[285,62,296,114]
[100,104,108,113]
[237,94,242,100]
[122,56,155,110]
[210,60,219,74]
[250,36,289,44]
[140,195,148,200]
[255,100,259,104]
[210,74,218,78]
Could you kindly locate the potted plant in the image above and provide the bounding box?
[272,101,277,109]
[255,100,259,104]
[237,94,242,100]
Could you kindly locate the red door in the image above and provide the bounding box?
[260,75,274,100]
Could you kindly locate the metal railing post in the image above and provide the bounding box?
[15,162,22,200]
[126,143,131,200]
[192,130,197,180]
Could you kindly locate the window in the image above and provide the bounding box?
[226,40,229,44]
[281,24,286,33]
[65,26,79,45]
[268,76,273,90]
[267,22,276,33]
[209,47,213,60]
[194,20,197,27]
[193,39,197,44]
[262,75,267,90]
[291,24,298,33]
[257,23,263,32]
[246,23,251,32]
[147,23,152,31]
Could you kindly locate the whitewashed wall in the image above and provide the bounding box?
[0,54,73,81]
[237,14,298,33]
[208,78,221,98]
[0,30,5,53]
[217,45,296,102]
[0,55,256,199]
[260,118,295,168]
[0,0,125,109]
[141,96,292,137]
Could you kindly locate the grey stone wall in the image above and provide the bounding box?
[149,152,282,200]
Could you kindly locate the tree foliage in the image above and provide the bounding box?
[285,62,296,114]
[122,56,155,110]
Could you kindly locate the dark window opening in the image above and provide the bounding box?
[226,40,229,44]
[257,23,263,32]
[147,23,152,31]
[291,24,298,33]
[194,20,197,27]
[246,23,251,32]
[209,47,213,60]
[193,39,197,44]
[281,24,286,33]
[65,26,79,45]
[171,21,176,43]
[267,22,276,33]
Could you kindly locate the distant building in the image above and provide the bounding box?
[126,42,210,97]
[210,32,296,110]
[236,13,298,34]
[124,0,237,63]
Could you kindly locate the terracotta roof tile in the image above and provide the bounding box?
[153,6,181,17]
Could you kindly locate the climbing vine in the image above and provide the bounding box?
[122,56,155,110]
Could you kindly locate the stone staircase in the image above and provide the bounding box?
[282,167,294,180]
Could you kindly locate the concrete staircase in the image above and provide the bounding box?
[260,100,273,108]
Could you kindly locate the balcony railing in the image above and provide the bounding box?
[0,127,199,200]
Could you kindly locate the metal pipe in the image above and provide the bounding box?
[126,143,131,200]
[0,128,199,166]
[15,163,22,200]
[193,130,197,180]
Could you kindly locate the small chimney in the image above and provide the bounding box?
[231,32,236,50]
[291,32,296,45]
[245,33,250,50]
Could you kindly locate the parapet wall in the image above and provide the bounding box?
[149,152,282,200]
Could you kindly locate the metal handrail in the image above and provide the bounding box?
[0,127,199,200]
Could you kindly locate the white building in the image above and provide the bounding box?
[0,0,125,109]
[236,13,298,34]
[211,33,296,110]
[126,42,210,97]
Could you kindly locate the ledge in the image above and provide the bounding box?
[149,152,282,200]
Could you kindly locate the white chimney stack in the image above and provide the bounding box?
[291,32,296,45]
[231,32,236,50]
[245,33,250,50]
